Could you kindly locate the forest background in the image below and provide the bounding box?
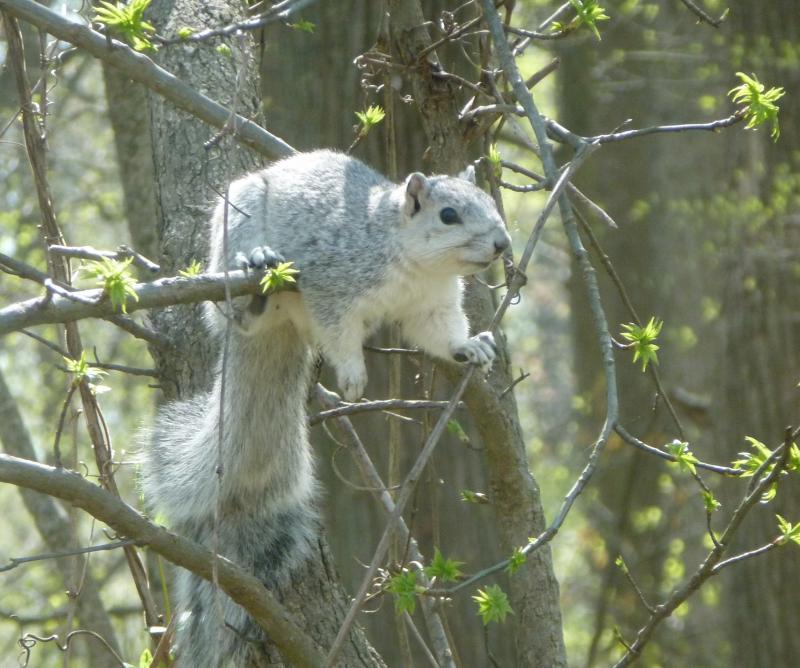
[0,0,797,666]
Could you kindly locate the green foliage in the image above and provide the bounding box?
[424,548,464,583]
[178,259,203,277]
[728,72,785,141]
[506,547,527,575]
[553,0,609,40]
[138,647,153,668]
[93,0,156,52]
[473,584,513,625]
[176,26,194,40]
[386,570,421,615]
[260,261,299,293]
[63,351,110,395]
[614,555,629,574]
[702,490,722,513]
[732,436,773,476]
[620,316,662,372]
[216,43,232,57]
[486,144,503,179]
[355,105,385,137]
[447,419,470,445]
[460,489,489,504]
[289,19,316,33]
[776,515,800,546]
[82,257,139,314]
[666,440,699,475]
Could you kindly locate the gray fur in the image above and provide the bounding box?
[142,150,510,666]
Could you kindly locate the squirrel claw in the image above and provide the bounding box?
[237,246,285,271]
[452,331,497,373]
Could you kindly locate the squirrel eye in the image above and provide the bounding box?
[439,207,461,225]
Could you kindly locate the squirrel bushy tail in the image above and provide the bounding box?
[144,317,318,666]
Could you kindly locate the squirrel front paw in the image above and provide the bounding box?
[336,360,368,402]
[236,245,285,271]
[452,332,497,373]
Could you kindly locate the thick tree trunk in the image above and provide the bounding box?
[142,1,382,664]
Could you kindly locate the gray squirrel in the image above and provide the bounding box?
[143,150,511,666]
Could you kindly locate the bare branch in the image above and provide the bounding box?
[1,539,137,573]
[678,0,728,28]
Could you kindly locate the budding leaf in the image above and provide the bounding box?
[424,548,464,583]
[473,584,513,625]
[620,317,662,372]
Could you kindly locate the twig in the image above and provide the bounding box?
[309,399,458,426]
[155,0,320,45]
[615,425,742,476]
[1,539,137,573]
[49,244,160,273]
[576,113,744,144]
[18,630,127,668]
[677,0,727,27]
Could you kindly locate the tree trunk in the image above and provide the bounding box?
[143,1,382,664]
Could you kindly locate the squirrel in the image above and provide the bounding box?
[142,150,511,666]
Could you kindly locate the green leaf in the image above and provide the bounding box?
[486,144,502,179]
[216,43,232,57]
[138,647,153,668]
[776,514,800,546]
[473,584,514,625]
[732,436,774,477]
[424,548,464,583]
[568,0,609,40]
[82,257,139,314]
[460,489,489,504]
[728,72,785,141]
[385,570,421,615]
[614,555,629,574]
[289,19,316,33]
[702,490,721,513]
[665,440,699,476]
[176,26,194,40]
[505,547,527,575]
[447,419,470,445]
[354,105,386,136]
[63,351,109,395]
[178,259,203,277]
[260,261,299,293]
[620,317,663,372]
[93,0,157,52]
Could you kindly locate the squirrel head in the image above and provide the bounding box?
[399,167,511,275]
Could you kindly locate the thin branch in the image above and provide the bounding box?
[18,630,127,668]
[309,398,458,426]
[1,539,137,573]
[0,453,326,668]
[49,244,160,274]
[678,0,727,28]
[573,113,744,144]
[0,0,295,160]
[615,425,741,476]
[154,0,321,45]
[316,385,456,668]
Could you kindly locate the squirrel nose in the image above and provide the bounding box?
[494,234,510,255]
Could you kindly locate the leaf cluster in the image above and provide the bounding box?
[63,351,109,395]
[260,261,299,293]
[472,584,513,625]
[354,105,386,137]
[94,0,156,52]
[620,316,662,372]
[666,440,700,476]
[553,0,609,41]
[81,257,139,314]
[728,72,785,141]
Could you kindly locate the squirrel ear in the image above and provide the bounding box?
[404,172,429,216]
[457,165,476,184]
